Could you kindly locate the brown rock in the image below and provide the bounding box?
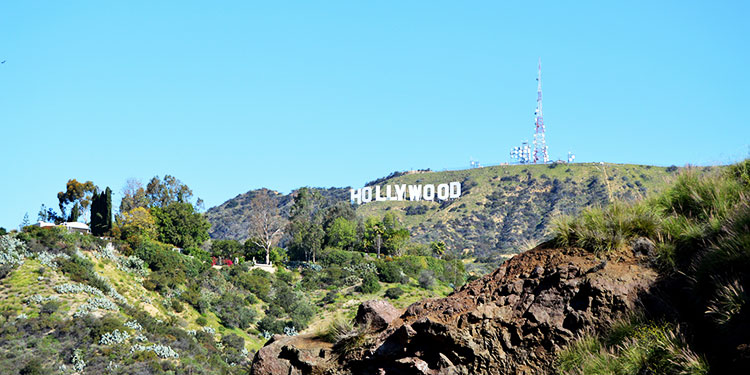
[251,246,662,375]
[355,300,401,331]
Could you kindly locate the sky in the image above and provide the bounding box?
[1,1,749,229]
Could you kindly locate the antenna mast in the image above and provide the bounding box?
[533,58,549,163]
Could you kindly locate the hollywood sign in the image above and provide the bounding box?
[351,182,461,204]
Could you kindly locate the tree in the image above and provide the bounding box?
[212,239,243,260]
[287,188,324,263]
[247,191,284,265]
[68,202,80,222]
[19,213,30,230]
[145,175,194,208]
[118,207,157,243]
[363,217,385,258]
[121,175,200,213]
[91,187,112,236]
[430,241,446,259]
[57,179,96,221]
[326,217,357,250]
[151,202,210,248]
[120,178,149,213]
[321,201,357,231]
[363,213,409,257]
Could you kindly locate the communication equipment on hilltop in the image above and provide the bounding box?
[510,59,553,165]
[510,141,532,164]
[532,58,549,164]
[567,151,576,163]
[470,158,482,168]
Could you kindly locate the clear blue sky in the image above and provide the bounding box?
[1,1,748,229]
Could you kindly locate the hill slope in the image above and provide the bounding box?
[207,163,683,260]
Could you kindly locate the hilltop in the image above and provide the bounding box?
[207,163,685,264]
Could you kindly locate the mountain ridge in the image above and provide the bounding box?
[207,163,687,263]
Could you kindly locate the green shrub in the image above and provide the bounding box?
[384,287,404,299]
[357,272,381,294]
[212,293,257,329]
[196,316,208,326]
[418,270,436,289]
[257,315,286,335]
[557,320,708,375]
[552,201,662,254]
[657,170,742,222]
[376,261,403,283]
[171,299,184,313]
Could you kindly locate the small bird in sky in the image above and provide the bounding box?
[1,60,5,64]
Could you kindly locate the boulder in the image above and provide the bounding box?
[355,300,401,331]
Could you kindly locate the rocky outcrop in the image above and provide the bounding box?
[355,300,401,331]
[250,245,662,374]
[250,334,334,375]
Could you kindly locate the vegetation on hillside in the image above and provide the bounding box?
[0,174,464,374]
[553,160,750,374]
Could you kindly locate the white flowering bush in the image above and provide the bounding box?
[343,262,378,284]
[54,283,105,297]
[130,344,179,359]
[72,349,86,371]
[16,313,28,320]
[0,235,28,266]
[124,320,142,331]
[202,326,216,335]
[34,251,68,269]
[25,294,59,305]
[134,334,148,342]
[99,329,131,345]
[284,326,298,336]
[95,243,118,261]
[94,243,148,276]
[74,297,119,317]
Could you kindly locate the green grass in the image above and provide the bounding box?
[557,319,708,375]
[552,201,662,254]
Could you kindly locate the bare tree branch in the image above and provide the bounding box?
[247,191,284,264]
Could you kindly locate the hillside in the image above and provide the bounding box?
[0,227,460,374]
[207,163,685,261]
[250,161,750,374]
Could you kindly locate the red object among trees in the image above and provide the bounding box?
[211,257,233,267]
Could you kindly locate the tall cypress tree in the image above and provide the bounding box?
[90,187,112,236]
[90,191,102,235]
[104,187,112,233]
[69,202,80,222]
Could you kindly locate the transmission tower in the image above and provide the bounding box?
[533,58,549,164]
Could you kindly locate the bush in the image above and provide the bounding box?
[376,261,403,283]
[557,320,708,375]
[257,315,286,335]
[212,293,257,329]
[552,201,662,254]
[357,272,381,294]
[418,270,436,289]
[384,287,404,299]
[322,249,355,267]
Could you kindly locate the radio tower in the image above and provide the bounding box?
[533,58,549,164]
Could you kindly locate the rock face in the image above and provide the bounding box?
[250,334,334,375]
[355,300,401,331]
[250,245,661,374]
